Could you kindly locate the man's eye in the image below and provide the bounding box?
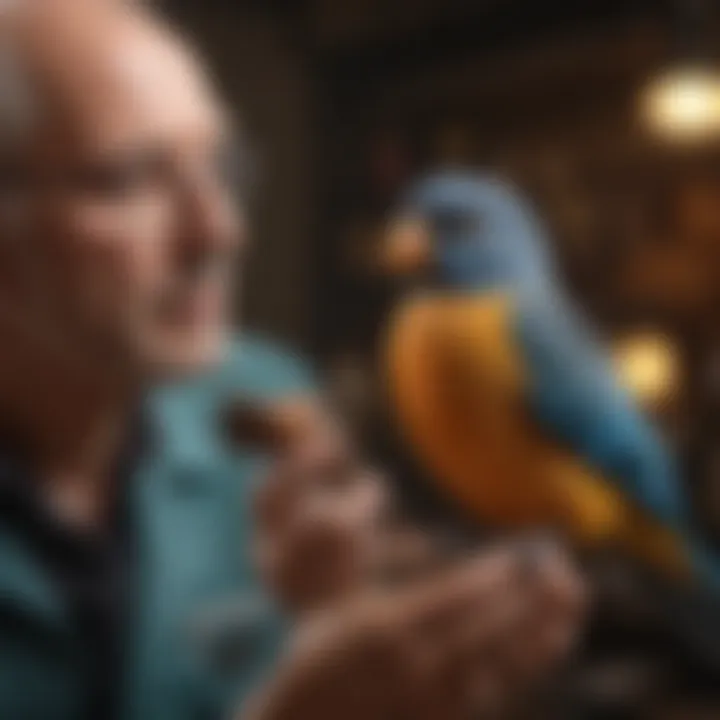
[71,152,166,197]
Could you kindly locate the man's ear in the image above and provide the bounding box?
[0,156,32,243]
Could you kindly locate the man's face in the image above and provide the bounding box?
[3,6,243,383]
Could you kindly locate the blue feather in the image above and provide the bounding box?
[514,293,687,528]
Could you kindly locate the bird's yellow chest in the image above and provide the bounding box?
[384,293,629,538]
[386,293,548,523]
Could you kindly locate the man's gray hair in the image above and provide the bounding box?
[0,47,35,150]
[0,0,36,153]
[0,20,35,239]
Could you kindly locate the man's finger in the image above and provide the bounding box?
[396,547,524,633]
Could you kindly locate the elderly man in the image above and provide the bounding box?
[0,1,586,719]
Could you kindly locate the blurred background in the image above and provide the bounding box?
[166,0,720,533]
[166,0,720,716]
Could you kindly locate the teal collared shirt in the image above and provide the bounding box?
[0,335,314,720]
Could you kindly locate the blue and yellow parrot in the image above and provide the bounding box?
[381,170,716,588]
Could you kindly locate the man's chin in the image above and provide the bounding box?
[148,330,232,382]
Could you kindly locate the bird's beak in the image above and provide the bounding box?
[377,215,432,276]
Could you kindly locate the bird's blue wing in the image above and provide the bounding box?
[514,293,688,530]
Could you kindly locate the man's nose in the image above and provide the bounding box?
[176,166,246,260]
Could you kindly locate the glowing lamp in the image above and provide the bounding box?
[613,333,680,407]
[642,66,720,141]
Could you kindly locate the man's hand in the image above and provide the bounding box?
[248,406,588,718]
[245,544,586,720]
[253,405,391,611]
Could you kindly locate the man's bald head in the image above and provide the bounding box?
[0,0,244,383]
[0,1,146,144]
[2,0,223,158]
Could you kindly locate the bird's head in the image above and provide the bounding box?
[382,171,555,292]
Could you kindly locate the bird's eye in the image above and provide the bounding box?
[430,209,480,239]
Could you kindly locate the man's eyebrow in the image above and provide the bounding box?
[70,136,159,163]
[71,143,167,172]
[59,143,169,192]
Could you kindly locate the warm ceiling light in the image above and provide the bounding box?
[613,333,680,406]
[642,66,720,141]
